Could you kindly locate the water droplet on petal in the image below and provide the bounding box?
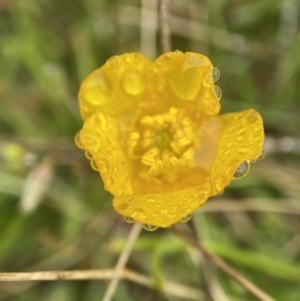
[190,201,199,210]
[132,208,146,221]
[124,216,135,223]
[115,196,132,211]
[104,177,113,189]
[122,71,145,95]
[214,85,222,100]
[75,131,85,149]
[142,224,158,231]
[163,53,173,61]
[82,70,112,106]
[239,147,249,155]
[246,111,259,123]
[179,214,192,223]
[255,125,262,132]
[160,209,168,216]
[85,150,93,160]
[146,198,155,207]
[214,175,228,191]
[171,55,205,100]
[97,159,109,174]
[195,187,210,199]
[237,135,244,141]
[90,159,98,171]
[152,212,158,218]
[233,160,250,179]
[258,150,266,160]
[212,67,220,83]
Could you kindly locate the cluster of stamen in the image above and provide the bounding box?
[128,107,199,184]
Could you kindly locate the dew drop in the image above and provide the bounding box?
[163,53,173,61]
[246,111,259,123]
[142,224,159,231]
[233,160,250,180]
[82,70,112,106]
[213,85,222,100]
[190,201,199,210]
[179,214,192,223]
[152,212,158,218]
[122,71,145,95]
[254,135,261,142]
[104,177,113,189]
[75,131,85,149]
[237,135,244,141]
[160,209,168,216]
[171,57,204,100]
[90,159,98,171]
[212,67,220,83]
[214,175,228,192]
[84,150,93,160]
[239,147,249,155]
[123,216,135,223]
[146,198,155,207]
[195,187,210,199]
[255,125,262,132]
[97,159,109,174]
[131,208,146,221]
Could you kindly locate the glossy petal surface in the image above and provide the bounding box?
[76,52,265,228]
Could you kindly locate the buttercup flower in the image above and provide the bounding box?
[75,52,264,230]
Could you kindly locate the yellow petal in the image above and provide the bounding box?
[209,109,264,195]
[79,113,133,196]
[113,181,211,228]
[78,53,152,120]
[153,52,220,114]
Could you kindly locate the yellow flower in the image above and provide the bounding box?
[75,52,264,230]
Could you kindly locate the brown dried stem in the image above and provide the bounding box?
[158,0,172,52]
[172,227,277,301]
[0,268,203,300]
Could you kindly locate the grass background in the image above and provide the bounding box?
[0,0,300,300]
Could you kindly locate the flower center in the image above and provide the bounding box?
[127,107,199,184]
[153,128,173,151]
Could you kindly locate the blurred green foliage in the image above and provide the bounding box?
[0,0,300,300]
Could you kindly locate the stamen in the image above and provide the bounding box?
[141,155,155,166]
[127,106,198,183]
[141,116,154,126]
